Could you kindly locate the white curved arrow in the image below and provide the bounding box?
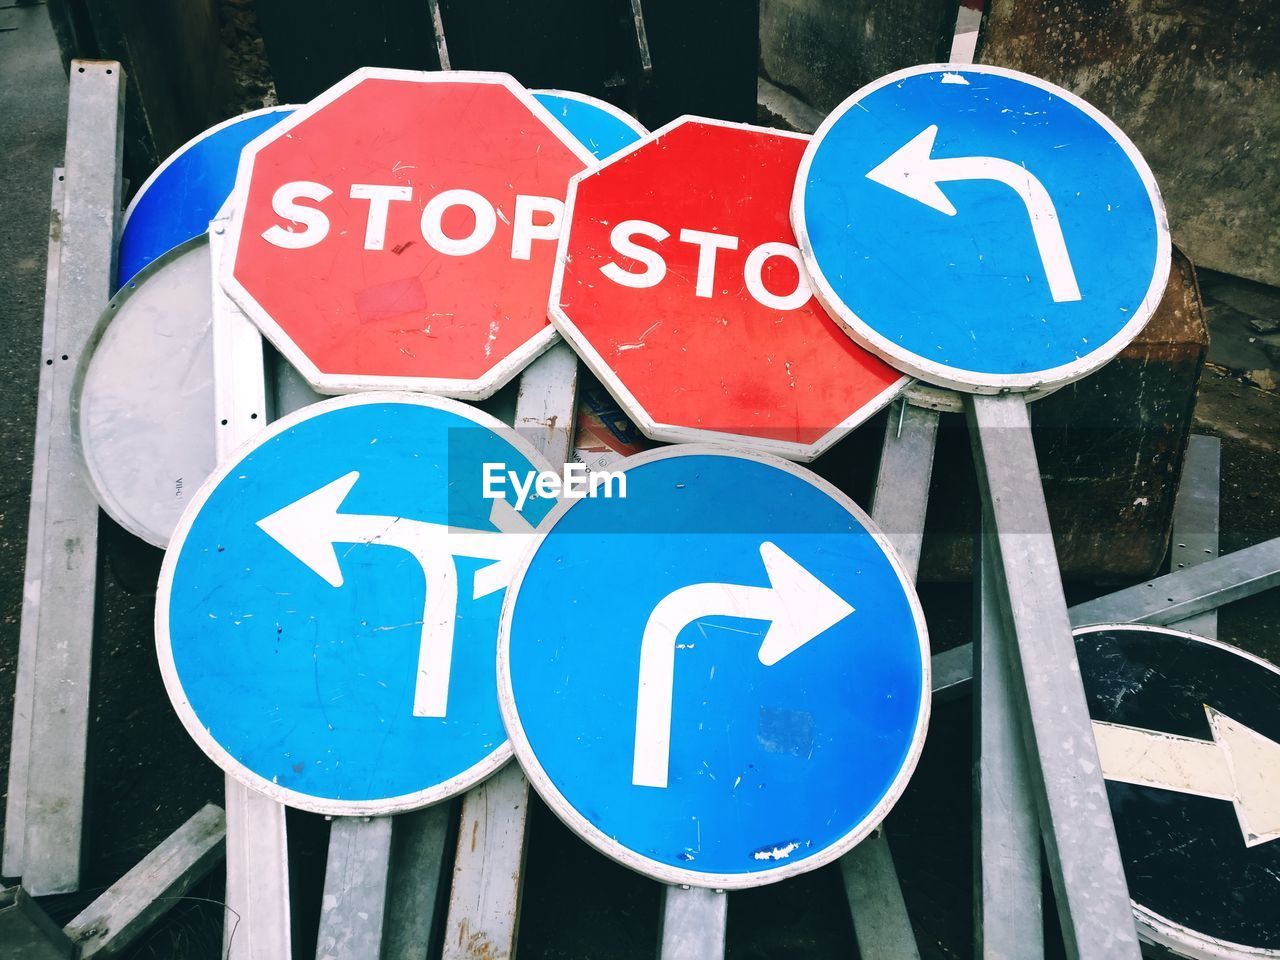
[631,542,854,789]
[256,471,533,718]
[1093,706,1280,847]
[866,124,1083,304]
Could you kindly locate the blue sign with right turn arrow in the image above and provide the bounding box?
[793,64,1171,394]
[498,447,930,889]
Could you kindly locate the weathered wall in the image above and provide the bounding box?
[759,0,961,112]
[980,0,1280,287]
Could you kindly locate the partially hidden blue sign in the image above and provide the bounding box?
[118,105,293,289]
[793,64,1171,393]
[156,393,551,814]
[533,89,646,161]
[498,447,930,887]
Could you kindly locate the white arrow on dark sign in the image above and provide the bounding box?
[1093,706,1280,848]
[631,541,854,789]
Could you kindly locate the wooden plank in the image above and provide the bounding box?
[441,341,577,960]
[3,167,66,878]
[22,59,124,896]
[0,887,75,960]
[64,804,226,959]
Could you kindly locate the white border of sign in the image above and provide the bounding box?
[219,69,597,401]
[496,443,932,888]
[549,115,908,462]
[1074,623,1280,960]
[155,390,555,816]
[120,103,296,229]
[74,235,212,548]
[531,88,649,141]
[791,63,1172,396]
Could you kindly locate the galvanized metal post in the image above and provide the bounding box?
[840,398,939,960]
[315,817,395,960]
[658,886,728,960]
[382,805,455,960]
[4,167,66,879]
[967,393,1141,960]
[19,60,124,896]
[1168,435,1221,638]
[64,804,226,958]
[442,341,579,960]
[974,525,1043,960]
[934,532,1280,700]
[210,218,293,960]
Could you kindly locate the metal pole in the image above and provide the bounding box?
[64,804,226,959]
[210,217,292,960]
[974,521,1042,960]
[20,59,125,896]
[1167,435,1221,638]
[4,166,66,879]
[968,393,1140,960]
[658,886,728,960]
[840,398,939,960]
[441,341,579,960]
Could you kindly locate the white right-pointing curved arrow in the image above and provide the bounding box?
[1093,706,1280,847]
[631,542,854,789]
[866,124,1083,304]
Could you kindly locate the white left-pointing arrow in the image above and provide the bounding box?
[256,471,533,719]
[632,542,854,789]
[866,124,1083,304]
[1093,706,1280,847]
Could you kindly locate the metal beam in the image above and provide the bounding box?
[840,398,938,959]
[1167,435,1221,638]
[442,342,578,960]
[4,166,66,878]
[932,533,1280,698]
[658,886,727,960]
[315,817,395,960]
[382,804,454,960]
[210,218,292,960]
[968,393,1140,960]
[974,528,1043,960]
[64,804,226,959]
[21,59,125,896]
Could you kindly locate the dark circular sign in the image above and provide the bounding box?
[1076,624,1280,959]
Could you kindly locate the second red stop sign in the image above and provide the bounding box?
[221,69,593,398]
[550,117,907,461]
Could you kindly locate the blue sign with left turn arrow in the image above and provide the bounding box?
[156,393,551,815]
[498,446,930,888]
[793,64,1170,394]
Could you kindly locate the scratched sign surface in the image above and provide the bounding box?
[220,68,593,399]
[552,117,906,462]
[1076,624,1280,959]
[498,447,930,887]
[794,64,1171,394]
[156,394,553,815]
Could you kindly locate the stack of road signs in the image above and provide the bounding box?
[65,53,1258,960]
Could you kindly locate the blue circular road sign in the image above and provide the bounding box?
[118,105,293,289]
[533,89,646,161]
[157,393,552,814]
[499,447,930,887]
[794,64,1170,394]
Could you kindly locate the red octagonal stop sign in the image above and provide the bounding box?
[550,117,907,461]
[221,69,593,398]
